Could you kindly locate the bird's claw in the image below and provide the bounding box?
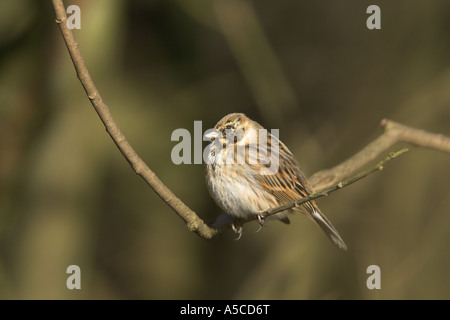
[255,213,266,233]
[232,223,243,240]
[232,213,266,238]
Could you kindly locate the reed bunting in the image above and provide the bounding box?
[204,113,347,250]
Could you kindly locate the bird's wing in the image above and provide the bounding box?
[251,132,315,213]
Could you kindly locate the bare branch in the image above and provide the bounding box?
[51,0,218,240]
[52,1,450,240]
[310,119,450,190]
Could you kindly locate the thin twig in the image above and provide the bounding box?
[214,147,409,230]
[263,147,409,218]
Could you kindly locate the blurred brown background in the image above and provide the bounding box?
[0,0,449,299]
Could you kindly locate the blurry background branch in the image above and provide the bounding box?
[212,0,299,123]
[52,0,450,241]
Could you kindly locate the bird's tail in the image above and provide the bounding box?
[311,208,347,250]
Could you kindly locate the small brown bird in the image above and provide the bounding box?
[204,113,347,250]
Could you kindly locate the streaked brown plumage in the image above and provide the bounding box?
[204,113,347,250]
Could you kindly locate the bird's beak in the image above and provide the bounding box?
[204,130,219,142]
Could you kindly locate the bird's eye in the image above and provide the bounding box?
[225,123,234,130]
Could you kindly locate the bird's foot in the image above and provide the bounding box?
[231,223,243,240]
[255,213,266,233]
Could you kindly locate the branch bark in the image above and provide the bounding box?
[52,0,217,239]
[52,1,450,240]
[310,119,450,190]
